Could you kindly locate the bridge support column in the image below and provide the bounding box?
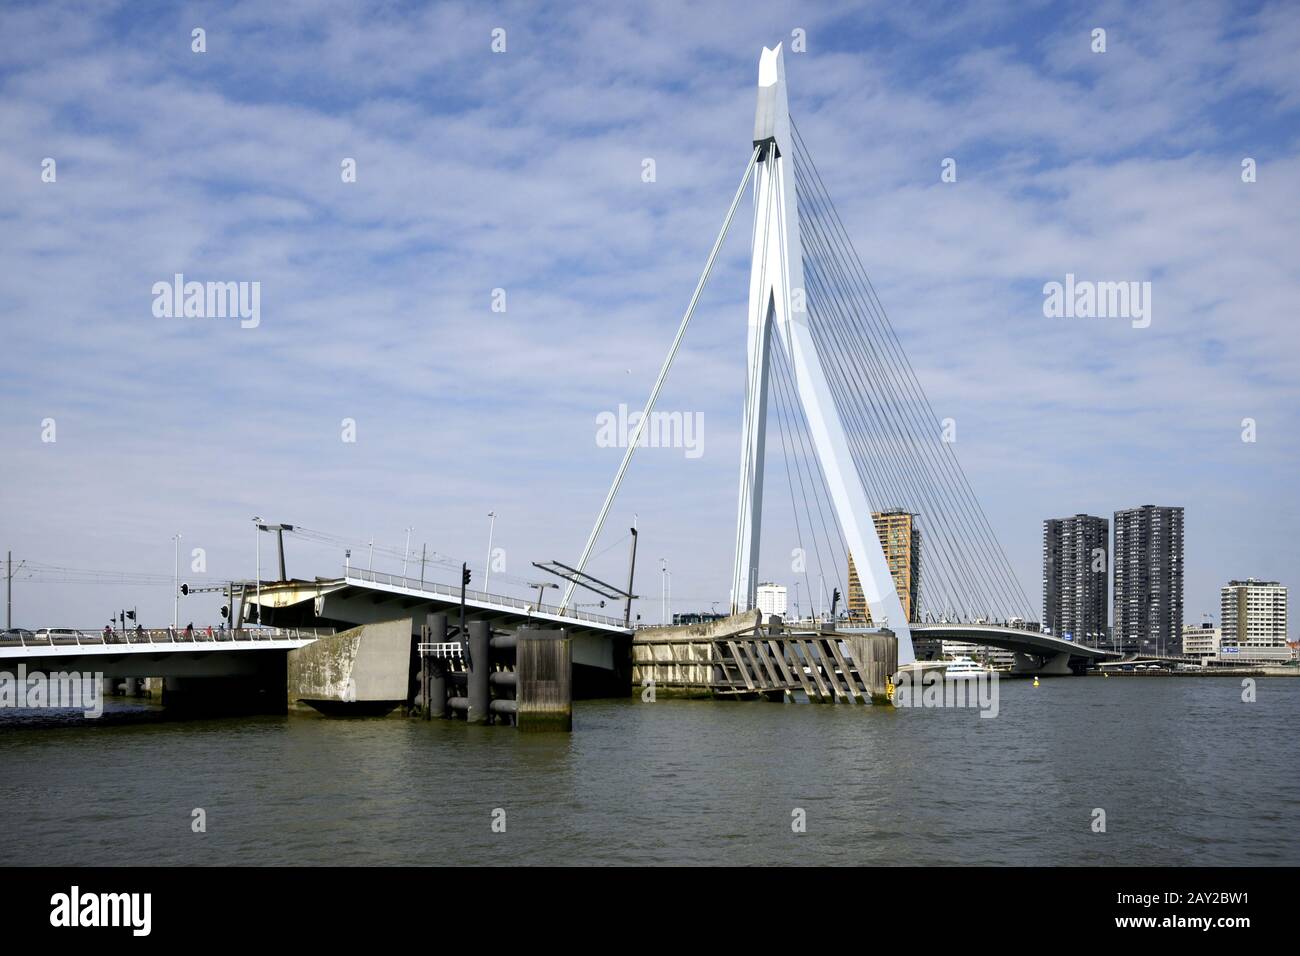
[846,632,899,705]
[516,627,572,732]
[422,613,448,720]
[466,621,492,725]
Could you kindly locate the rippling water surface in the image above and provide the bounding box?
[2,677,1296,865]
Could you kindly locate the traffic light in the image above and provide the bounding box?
[462,565,472,587]
[180,583,189,596]
[126,610,136,621]
[220,605,229,619]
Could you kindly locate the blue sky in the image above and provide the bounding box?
[1,0,1297,628]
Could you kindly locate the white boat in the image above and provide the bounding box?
[943,656,991,679]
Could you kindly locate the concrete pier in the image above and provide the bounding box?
[516,627,572,732]
[845,632,899,705]
[634,612,900,705]
[286,618,411,716]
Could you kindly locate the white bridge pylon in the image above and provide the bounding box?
[562,44,913,665]
[731,44,914,665]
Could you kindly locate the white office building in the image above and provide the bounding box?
[1181,621,1220,660]
[756,582,788,617]
[1219,578,1289,663]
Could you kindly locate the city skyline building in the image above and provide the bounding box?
[755,582,788,618]
[1113,505,1184,656]
[1043,514,1109,647]
[1220,578,1289,663]
[1182,620,1220,660]
[848,510,921,626]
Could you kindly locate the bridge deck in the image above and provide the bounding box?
[904,623,1113,660]
[336,569,632,635]
[0,627,327,660]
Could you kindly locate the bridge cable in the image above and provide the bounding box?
[791,120,1034,618]
[789,120,1034,621]
[792,121,1033,619]
[793,185,981,620]
[799,211,985,620]
[561,145,763,612]
[768,333,849,613]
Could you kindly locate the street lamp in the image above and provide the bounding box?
[172,533,182,628]
[402,526,414,577]
[660,558,668,625]
[251,516,262,625]
[529,581,557,613]
[484,511,497,593]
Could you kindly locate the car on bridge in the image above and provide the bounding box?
[32,627,90,645]
[0,628,35,645]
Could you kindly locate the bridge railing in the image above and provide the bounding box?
[344,567,630,630]
[2,626,331,649]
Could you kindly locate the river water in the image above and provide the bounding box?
[1,676,1296,866]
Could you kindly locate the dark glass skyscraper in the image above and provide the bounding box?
[1042,514,1109,647]
[1112,505,1184,656]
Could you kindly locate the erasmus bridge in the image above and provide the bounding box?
[557,43,1103,675]
[1,45,1106,694]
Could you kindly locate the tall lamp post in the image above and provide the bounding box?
[402,526,414,577]
[251,516,262,625]
[660,558,668,625]
[172,533,182,628]
[484,511,497,593]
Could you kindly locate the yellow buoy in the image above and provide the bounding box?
[1033,675,1040,687]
